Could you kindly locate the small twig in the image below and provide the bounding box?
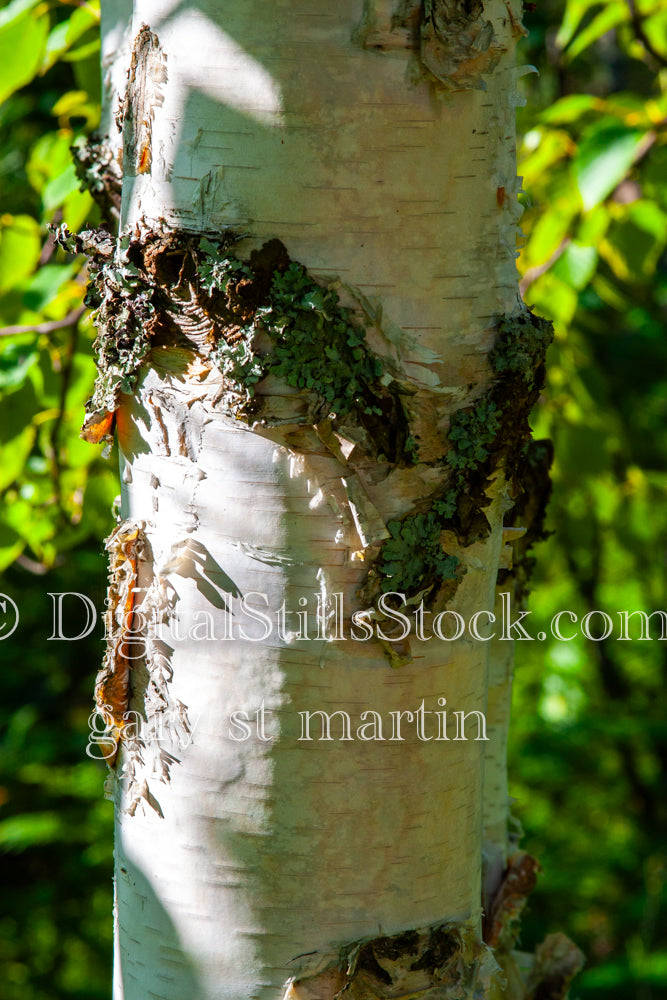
[0,304,86,338]
[15,553,50,576]
[519,238,570,296]
[38,210,64,267]
[51,320,80,520]
[627,0,667,68]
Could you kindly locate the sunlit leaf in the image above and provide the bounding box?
[22,262,79,313]
[574,121,647,210]
[42,2,100,72]
[599,201,667,280]
[0,522,24,570]
[552,241,598,289]
[42,162,80,211]
[0,215,41,293]
[26,129,75,195]
[0,0,48,105]
[51,90,100,130]
[0,812,66,851]
[0,342,39,389]
[524,199,579,267]
[539,94,599,124]
[565,2,628,62]
[555,0,603,50]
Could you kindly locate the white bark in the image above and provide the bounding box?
[99,2,530,997]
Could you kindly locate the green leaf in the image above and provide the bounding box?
[23,262,79,313]
[63,37,100,63]
[520,129,574,190]
[539,95,599,125]
[576,204,609,244]
[0,1,49,105]
[525,199,579,266]
[0,215,41,293]
[600,202,667,280]
[565,2,628,61]
[42,2,100,72]
[0,521,23,570]
[0,425,35,490]
[0,0,44,29]
[42,161,80,211]
[51,89,100,130]
[0,341,39,389]
[574,122,647,211]
[552,242,598,290]
[556,0,603,50]
[26,129,75,194]
[0,812,66,851]
[525,272,579,325]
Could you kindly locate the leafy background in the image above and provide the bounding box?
[0,0,665,996]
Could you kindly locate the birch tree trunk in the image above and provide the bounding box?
[77,2,583,998]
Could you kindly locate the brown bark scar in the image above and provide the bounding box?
[483,850,540,948]
[123,23,168,178]
[284,923,499,999]
[94,520,147,766]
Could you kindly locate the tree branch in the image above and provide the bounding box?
[627,0,667,69]
[519,238,570,296]
[0,304,86,338]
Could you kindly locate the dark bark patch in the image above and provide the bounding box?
[287,921,492,999]
[355,0,506,91]
[54,224,411,461]
[496,437,554,601]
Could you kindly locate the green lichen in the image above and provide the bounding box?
[264,263,385,417]
[446,398,502,471]
[490,310,553,383]
[197,241,250,295]
[368,307,553,602]
[56,225,408,456]
[377,511,459,594]
[53,225,157,419]
[197,242,390,422]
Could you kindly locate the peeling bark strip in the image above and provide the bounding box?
[118,24,167,176]
[284,921,498,1000]
[97,517,192,814]
[355,0,506,90]
[95,520,146,765]
[482,851,540,949]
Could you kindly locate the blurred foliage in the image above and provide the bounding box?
[0,1,115,997]
[0,0,666,997]
[511,0,667,996]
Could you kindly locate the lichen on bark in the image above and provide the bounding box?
[55,224,411,462]
[361,307,553,609]
[62,215,553,655]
